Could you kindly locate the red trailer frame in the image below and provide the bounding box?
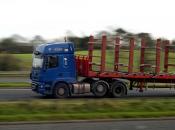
[75,35,175,91]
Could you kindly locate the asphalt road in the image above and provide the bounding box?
[0,88,175,100]
[0,120,175,130]
[1,77,175,100]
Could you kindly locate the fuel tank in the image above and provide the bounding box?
[72,83,91,94]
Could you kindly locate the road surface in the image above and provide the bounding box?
[0,88,175,100]
[0,119,175,130]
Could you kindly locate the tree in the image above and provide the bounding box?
[0,37,33,53]
[172,40,175,45]
[68,36,89,50]
[96,30,111,38]
[115,28,127,34]
[0,38,17,52]
[137,33,154,47]
[30,35,46,45]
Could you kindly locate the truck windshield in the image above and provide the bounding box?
[32,54,43,68]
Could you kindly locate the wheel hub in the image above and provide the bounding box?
[58,88,65,95]
[115,87,121,94]
[97,85,104,92]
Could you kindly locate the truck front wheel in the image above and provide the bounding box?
[53,83,69,98]
[111,81,127,98]
[92,80,109,97]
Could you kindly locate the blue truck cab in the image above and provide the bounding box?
[30,42,77,97]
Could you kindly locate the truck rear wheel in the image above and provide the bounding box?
[92,80,109,97]
[111,81,127,98]
[53,83,69,98]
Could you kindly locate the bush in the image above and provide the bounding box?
[0,53,21,71]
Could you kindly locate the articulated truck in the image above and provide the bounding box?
[30,35,175,98]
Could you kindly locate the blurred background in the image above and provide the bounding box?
[0,29,175,72]
[0,0,175,73]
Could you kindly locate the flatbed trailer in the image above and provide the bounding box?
[76,35,175,92]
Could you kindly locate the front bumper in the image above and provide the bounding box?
[31,82,52,95]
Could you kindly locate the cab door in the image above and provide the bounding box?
[43,54,76,83]
[43,55,61,82]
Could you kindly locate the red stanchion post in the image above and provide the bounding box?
[114,37,120,71]
[155,39,161,74]
[128,37,135,73]
[100,35,107,73]
[88,35,94,71]
[164,40,169,73]
[140,37,145,73]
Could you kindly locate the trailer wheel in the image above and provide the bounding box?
[111,82,127,98]
[92,80,109,97]
[53,83,69,98]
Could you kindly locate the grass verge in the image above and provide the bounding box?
[0,71,29,77]
[0,82,171,88]
[0,82,30,88]
[0,99,175,122]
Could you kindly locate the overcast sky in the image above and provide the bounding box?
[0,0,175,39]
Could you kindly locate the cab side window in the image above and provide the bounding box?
[48,56,58,68]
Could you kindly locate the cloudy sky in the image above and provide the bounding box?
[0,0,175,39]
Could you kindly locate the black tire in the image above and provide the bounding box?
[111,81,127,98]
[92,80,109,97]
[53,83,69,98]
